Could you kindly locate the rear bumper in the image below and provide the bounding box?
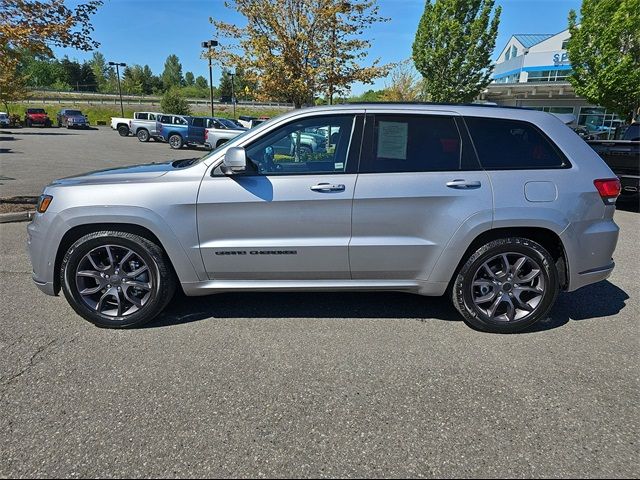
[561,218,619,292]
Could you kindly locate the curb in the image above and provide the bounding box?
[0,211,36,224]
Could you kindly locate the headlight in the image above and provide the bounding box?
[37,195,53,213]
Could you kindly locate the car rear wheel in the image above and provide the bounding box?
[117,125,129,136]
[137,129,150,142]
[452,237,559,333]
[168,134,183,149]
[60,231,176,328]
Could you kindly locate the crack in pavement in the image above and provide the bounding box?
[0,333,79,391]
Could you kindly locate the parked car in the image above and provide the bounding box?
[28,104,621,333]
[0,112,9,128]
[204,117,247,149]
[237,115,269,129]
[587,123,640,197]
[110,112,162,137]
[128,112,163,142]
[56,109,89,128]
[158,115,211,149]
[24,108,52,127]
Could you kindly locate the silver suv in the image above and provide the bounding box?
[27,104,621,333]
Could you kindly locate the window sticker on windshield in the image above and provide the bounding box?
[335,162,344,170]
[377,121,408,160]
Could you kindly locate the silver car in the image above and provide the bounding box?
[27,104,621,333]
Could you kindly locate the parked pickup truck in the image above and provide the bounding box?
[204,117,247,149]
[56,109,89,128]
[158,115,214,149]
[128,112,163,142]
[24,108,52,127]
[587,123,640,197]
[110,111,162,137]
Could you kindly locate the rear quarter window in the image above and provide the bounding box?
[464,117,569,169]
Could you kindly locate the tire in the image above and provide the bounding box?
[451,237,559,334]
[137,129,150,142]
[216,139,229,148]
[60,231,176,328]
[168,134,183,149]
[26,119,32,127]
[117,125,129,136]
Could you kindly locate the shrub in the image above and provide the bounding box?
[161,88,191,115]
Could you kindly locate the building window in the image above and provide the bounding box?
[578,107,624,139]
[530,107,575,114]
[526,69,572,82]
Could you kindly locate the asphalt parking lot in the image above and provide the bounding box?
[0,127,199,198]
[1,126,639,478]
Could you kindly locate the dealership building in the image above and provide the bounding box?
[480,28,623,136]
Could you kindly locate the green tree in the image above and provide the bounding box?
[211,0,391,108]
[195,75,208,89]
[184,71,195,86]
[161,87,191,115]
[80,61,97,91]
[412,0,501,103]
[162,54,183,90]
[89,51,107,91]
[382,60,423,101]
[567,0,640,121]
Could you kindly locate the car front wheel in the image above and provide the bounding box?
[60,231,176,328]
[452,237,559,333]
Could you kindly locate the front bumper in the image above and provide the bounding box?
[27,213,59,296]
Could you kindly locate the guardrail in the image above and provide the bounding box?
[21,89,295,109]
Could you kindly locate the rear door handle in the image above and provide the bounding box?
[446,179,482,189]
[310,183,346,192]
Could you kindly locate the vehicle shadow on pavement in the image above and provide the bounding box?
[146,280,629,332]
[148,291,461,328]
[522,280,629,333]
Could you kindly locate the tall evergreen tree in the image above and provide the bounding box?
[412,0,501,103]
[184,71,195,86]
[162,54,183,90]
[80,61,97,91]
[567,0,640,121]
[89,51,107,91]
[195,75,208,89]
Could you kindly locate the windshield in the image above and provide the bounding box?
[218,118,242,129]
[28,109,46,114]
[66,110,82,116]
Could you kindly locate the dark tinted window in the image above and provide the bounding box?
[192,117,205,128]
[465,117,568,169]
[136,113,148,120]
[360,115,462,173]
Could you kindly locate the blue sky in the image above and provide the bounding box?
[52,0,582,94]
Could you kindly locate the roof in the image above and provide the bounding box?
[513,34,554,48]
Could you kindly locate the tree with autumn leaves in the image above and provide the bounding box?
[209,0,391,108]
[0,0,102,110]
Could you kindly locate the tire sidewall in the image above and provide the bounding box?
[118,125,129,136]
[61,233,164,328]
[456,238,558,333]
[169,134,183,149]
[137,129,149,142]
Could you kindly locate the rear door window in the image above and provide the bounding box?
[464,117,569,169]
[192,117,205,128]
[359,114,463,173]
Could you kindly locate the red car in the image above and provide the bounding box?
[24,108,52,127]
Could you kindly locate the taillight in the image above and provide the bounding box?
[129,120,131,127]
[204,129,208,141]
[594,178,621,204]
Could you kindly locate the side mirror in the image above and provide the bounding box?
[222,147,247,175]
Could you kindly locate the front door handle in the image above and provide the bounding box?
[310,183,346,192]
[446,179,482,189]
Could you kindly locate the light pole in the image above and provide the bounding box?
[201,40,219,117]
[229,70,237,119]
[108,61,126,117]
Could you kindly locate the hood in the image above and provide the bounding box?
[28,113,48,118]
[49,161,177,187]
[66,114,86,119]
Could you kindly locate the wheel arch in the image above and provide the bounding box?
[448,226,569,292]
[52,221,196,295]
